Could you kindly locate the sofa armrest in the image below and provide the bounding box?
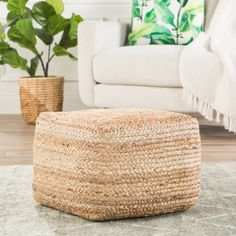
[78,21,129,107]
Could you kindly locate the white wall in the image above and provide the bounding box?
[0,0,132,114]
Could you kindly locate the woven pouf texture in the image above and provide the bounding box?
[33,109,201,221]
[19,77,64,124]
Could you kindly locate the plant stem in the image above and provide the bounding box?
[49,54,55,63]
[141,0,144,21]
[176,6,182,45]
[37,52,47,77]
[45,54,55,77]
[45,45,51,77]
[48,44,51,62]
[45,44,56,77]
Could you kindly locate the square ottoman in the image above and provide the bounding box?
[33,109,201,221]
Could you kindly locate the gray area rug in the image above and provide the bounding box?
[0,163,236,236]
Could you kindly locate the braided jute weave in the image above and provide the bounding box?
[19,77,64,124]
[33,109,201,221]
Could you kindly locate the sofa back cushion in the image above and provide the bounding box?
[205,0,219,30]
[128,0,214,46]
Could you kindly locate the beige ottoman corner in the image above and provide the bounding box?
[33,109,201,221]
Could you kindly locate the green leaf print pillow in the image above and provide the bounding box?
[128,0,205,45]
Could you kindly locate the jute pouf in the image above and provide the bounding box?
[33,109,201,221]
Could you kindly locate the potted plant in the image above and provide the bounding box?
[0,0,83,124]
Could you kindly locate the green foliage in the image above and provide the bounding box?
[35,28,53,45]
[128,0,204,45]
[153,0,175,27]
[132,0,141,19]
[59,14,83,49]
[0,0,83,77]
[8,19,37,53]
[144,9,156,24]
[1,47,28,72]
[28,55,40,76]
[0,23,6,40]
[32,2,56,26]
[7,0,28,16]
[128,23,156,43]
[46,0,64,15]
[6,0,31,25]
[44,15,69,35]
[150,25,175,45]
[53,44,77,60]
[178,0,189,7]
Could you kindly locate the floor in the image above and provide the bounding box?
[0,115,235,236]
[1,163,236,236]
[0,115,235,165]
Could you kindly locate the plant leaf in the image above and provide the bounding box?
[7,0,28,16]
[7,11,21,25]
[133,6,140,19]
[32,1,56,26]
[144,9,156,24]
[128,39,137,46]
[182,37,193,45]
[44,15,69,35]
[8,18,37,54]
[150,33,176,44]
[28,55,39,77]
[69,14,83,40]
[53,44,77,60]
[0,41,10,53]
[153,0,175,27]
[7,0,30,27]
[183,1,204,14]
[177,0,189,7]
[128,23,156,41]
[132,0,140,19]
[1,48,28,71]
[59,14,83,49]
[181,2,205,34]
[153,25,173,37]
[46,0,64,15]
[7,7,31,26]
[179,12,191,32]
[35,28,53,45]
[150,25,175,44]
[59,25,76,49]
[0,22,6,40]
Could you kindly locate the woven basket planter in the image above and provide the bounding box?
[33,109,201,221]
[19,77,64,125]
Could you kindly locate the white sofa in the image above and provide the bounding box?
[78,0,219,112]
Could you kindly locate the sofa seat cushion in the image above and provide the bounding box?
[93,45,184,88]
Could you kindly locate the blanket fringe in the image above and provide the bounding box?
[183,89,236,133]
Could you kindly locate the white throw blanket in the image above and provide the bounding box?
[180,0,236,132]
